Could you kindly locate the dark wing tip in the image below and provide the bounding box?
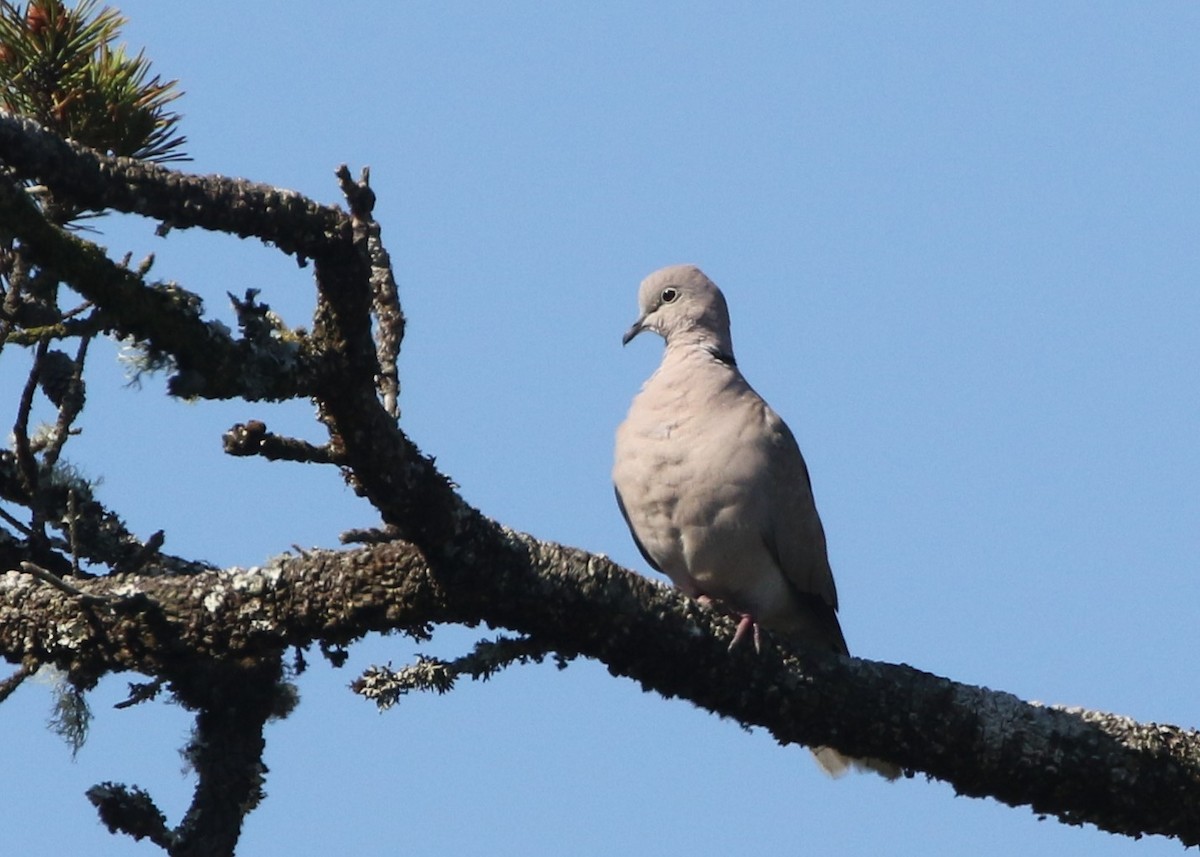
[613,485,662,573]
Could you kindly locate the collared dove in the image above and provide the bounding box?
[613,264,898,780]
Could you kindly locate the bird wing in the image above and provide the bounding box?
[613,484,663,573]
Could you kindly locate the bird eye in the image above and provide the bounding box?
[660,287,678,303]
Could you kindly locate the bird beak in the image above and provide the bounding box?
[622,317,645,346]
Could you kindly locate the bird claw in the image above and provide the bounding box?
[696,596,763,653]
[729,614,762,654]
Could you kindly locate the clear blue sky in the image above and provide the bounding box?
[4,3,1198,855]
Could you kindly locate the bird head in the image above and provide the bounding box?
[622,264,734,356]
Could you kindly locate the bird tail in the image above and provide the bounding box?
[812,746,901,781]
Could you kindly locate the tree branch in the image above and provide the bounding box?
[0,112,350,258]
[353,634,571,708]
[0,176,319,400]
[335,164,404,419]
[0,662,33,703]
[221,420,337,464]
[1,539,1197,845]
[168,661,282,857]
[88,783,174,850]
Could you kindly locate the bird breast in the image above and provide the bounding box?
[614,354,777,604]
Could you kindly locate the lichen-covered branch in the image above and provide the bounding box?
[88,783,174,850]
[86,660,287,857]
[1,539,1198,845]
[168,661,284,857]
[0,176,317,400]
[308,214,473,551]
[0,112,349,258]
[335,164,405,419]
[353,634,571,709]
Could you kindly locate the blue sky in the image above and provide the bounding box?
[3,3,1198,854]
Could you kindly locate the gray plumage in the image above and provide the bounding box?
[613,264,898,780]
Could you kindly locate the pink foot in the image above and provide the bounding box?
[729,614,762,653]
[696,596,763,653]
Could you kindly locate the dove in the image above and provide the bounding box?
[613,264,898,779]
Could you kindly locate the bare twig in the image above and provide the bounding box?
[61,299,94,320]
[114,677,165,710]
[0,504,32,535]
[19,560,111,604]
[114,530,165,575]
[0,662,33,703]
[43,332,90,469]
[12,338,48,532]
[68,488,80,576]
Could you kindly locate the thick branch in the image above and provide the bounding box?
[1,538,1197,845]
[0,112,350,258]
[169,662,280,857]
[310,240,471,550]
